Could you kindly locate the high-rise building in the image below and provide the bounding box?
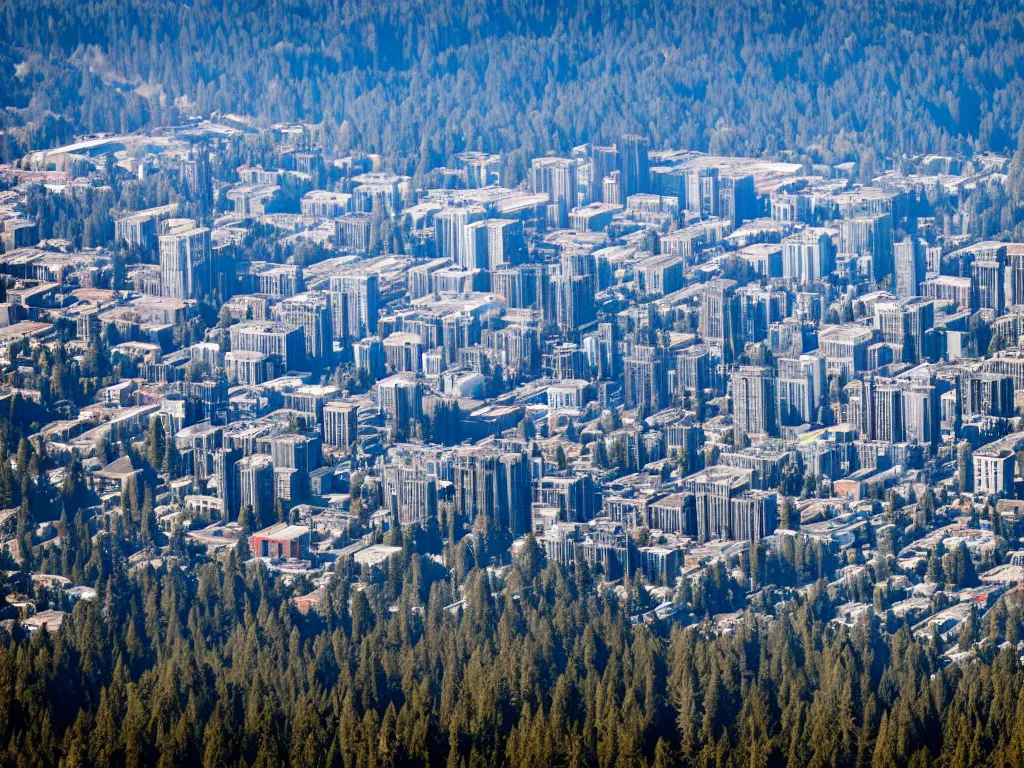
[591,145,620,202]
[460,218,525,274]
[353,336,386,379]
[482,323,540,380]
[229,321,306,371]
[254,263,304,298]
[781,228,836,285]
[462,219,491,271]
[770,190,812,223]
[619,134,650,200]
[901,377,940,450]
[484,219,525,271]
[554,254,597,335]
[1006,245,1024,307]
[454,151,502,188]
[376,374,423,425]
[684,167,719,219]
[839,213,893,279]
[211,447,241,519]
[699,278,741,362]
[623,344,669,413]
[352,173,403,214]
[453,447,532,536]
[323,401,359,451]
[180,149,213,208]
[965,372,1015,418]
[873,299,934,364]
[490,266,538,309]
[385,464,438,526]
[267,433,320,475]
[973,252,1006,316]
[115,203,179,250]
[777,354,826,426]
[278,292,332,367]
[872,380,904,444]
[894,237,926,299]
[732,366,778,444]
[159,224,211,299]
[583,322,619,381]
[408,258,450,299]
[529,157,578,227]
[674,343,711,397]
[682,466,770,542]
[225,351,274,384]
[718,173,756,227]
[383,332,423,373]
[602,172,622,206]
[329,272,379,340]
[335,213,372,252]
[435,206,485,264]
[236,454,274,525]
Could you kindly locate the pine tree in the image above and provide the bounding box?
[957,441,974,492]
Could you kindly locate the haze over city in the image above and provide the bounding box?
[2,1,1024,766]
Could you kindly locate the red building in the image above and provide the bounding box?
[249,522,310,560]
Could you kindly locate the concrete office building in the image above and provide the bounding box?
[894,237,926,299]
[159,224,211,300]
[229,321,305,371]
[236,454,274,526]
[529,157,578,227]
[733,366,778,444]
[329,272,379,340]
[782,228,835,285]
[278,292,333,367]
[322,401,359,451]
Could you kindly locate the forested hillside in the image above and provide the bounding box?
[3,0,1024,175]
[3,540,1024,767]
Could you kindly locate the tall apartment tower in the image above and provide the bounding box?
[699,278,741,363]
[461,218,525,274]
[732,366,778,445]
[684,167,719,219]
[973,252,1006,316]
[434,206,485,263]
[777,354,826,426]
[180,148,213,209]
[452,447,532,537]
[211,447,241,519]
[894,237,926,299]
[461,219,491,271]
[554,272,597,334]
[386,464,438,526]
[602,172,622,205]
[529,157,578,227]
[782,229,836,285]
[839,213,893,280]
[354,337,386,380]
[619,134,650,200]
[485,219,525,271]
[278,292,333,367]
[623,344,669,413]
[591,145,620,202]
[873,380,904,444]
[236,454,275,526]
[329,272,380,341]
[159,224,211,299]
[322,401,359,452]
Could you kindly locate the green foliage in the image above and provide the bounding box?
[1,0,1022,169]
[3,549,1024,767]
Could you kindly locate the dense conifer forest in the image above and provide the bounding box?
[4,536,1024,767]
[3,0,1024,174]
[5,2,1024,766]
